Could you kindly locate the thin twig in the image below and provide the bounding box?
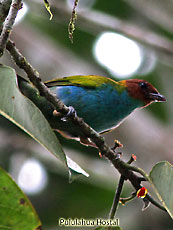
[119,162,167,211]
[107,154,137,224]
[0,0,22,56]
[108,175,125,221]
[117,160,150,181]
[146,194,166,212]
[0,0,12,30]
[51,0,173,56]
[119,193,136,205]
[68,0,79,43]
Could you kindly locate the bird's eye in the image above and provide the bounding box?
[139,82,148,89]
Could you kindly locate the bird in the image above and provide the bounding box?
[17,75,166,146]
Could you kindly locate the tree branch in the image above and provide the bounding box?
[6,39,167,213]
[108,175,125,221]
[0,0,12,30]
[0,0,22,56]
[68,0,79,43]
[108,154,136,222]
[146,194,167,212]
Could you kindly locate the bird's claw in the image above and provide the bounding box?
[61,106,77,121]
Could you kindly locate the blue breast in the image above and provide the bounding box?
[50,84,142,132]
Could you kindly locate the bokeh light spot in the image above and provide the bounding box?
[93,32,143,78]
[17,159,48,195]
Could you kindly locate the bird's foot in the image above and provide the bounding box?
[61,106,77,121]
[53,106,77,122]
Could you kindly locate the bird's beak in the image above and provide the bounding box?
[149,92,166,102]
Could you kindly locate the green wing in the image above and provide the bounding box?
[44,75,115,88]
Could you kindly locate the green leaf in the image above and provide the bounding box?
[0,64,67,167]
[67,156,89,183]
[0,65,89,179]
[0,166,41,229]
[149,161,173,218]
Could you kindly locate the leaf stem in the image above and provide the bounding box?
[119,193,136,205]
[146,194,167,212]
[107,154,137,230]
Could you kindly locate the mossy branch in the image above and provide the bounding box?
[68,0,79,43]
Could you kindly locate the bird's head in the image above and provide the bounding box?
[124,79,166,107]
